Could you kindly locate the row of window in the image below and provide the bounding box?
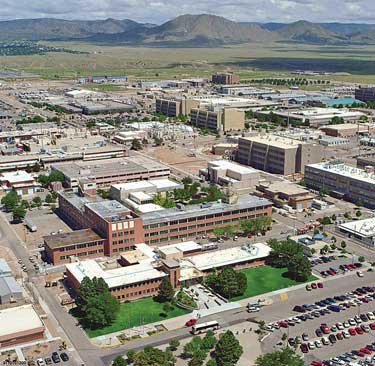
[111,230,135,238]
[58,241,103,252]
[112,238,135,245]
[115,288,157,300]
[143,208,268,230]
[59,249,103,260]
[112,278,161,291]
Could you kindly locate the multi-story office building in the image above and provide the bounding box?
[52,156,170,189]
[52,191,272,264]
[190,107,244,132]
[304,161,375,208]
[237,135,323,175]
[355,87,375,103]
[142,195,272,246]
[155,98,200,117]
[212,73,240,85]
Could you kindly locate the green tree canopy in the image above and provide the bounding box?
[255,347,304,366]
[131,138,142,151]
[214,330,243,366]
[155,278,174,303]
[12,205,26,222]
[112,355,127,366]
[1,190,20,211]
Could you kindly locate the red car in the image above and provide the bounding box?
[320,324,330,334]
[185,319,197,327]
[311,362,322,366]
[353,350,365,357]
[300,344,309,353]
[370,323,375,330]
[317,282,323,289]
[356,326,364,335]
[349,328,357,336]
[311,283,317,289]
[278,321,289,328]
[327,270,335,276]
[360,348,372,355]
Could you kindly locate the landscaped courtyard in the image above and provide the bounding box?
[85,297,191,338]
[230,265,317,302]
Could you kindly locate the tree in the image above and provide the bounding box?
[32,162,41,173]
[133,346,176,366]
[214,330,243,366]
[202,330,217,350]
[356,210,362,218]
[340,241,347,250]
[126,350,136,364]
[32,196,42,208]
[213,227,225,239]
[205,267,247,299]
[45,194,54,204]
[182,177,193,186]
[12,205,26,222]
[155,278,174,303]
[1,190,20,211]
[131,138,142,151]
[169,339,180,352]
[358,256,366,263]
[76,277,119,329]
[319,187,330,197]
[183,337,203,359]
[319,216,331,225]
[287,254,312,282]
[255,347,304,366]
[112,356,126,366]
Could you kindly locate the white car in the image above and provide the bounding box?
[343,321,350,328]
[348,318,356,326]
[342,330,350,338]
[336,322,344,330]
[321,337,330,345]
[36,359,45,366]
[357,271,364,277]
[367,312,375,320]
[315,340,322,348]
[308,341,315,350]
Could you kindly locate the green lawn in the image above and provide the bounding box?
[85,297,191,338]
[230,265,317,302]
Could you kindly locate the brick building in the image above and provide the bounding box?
[212,73,240,85]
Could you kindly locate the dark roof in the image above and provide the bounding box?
[43,229,104,249]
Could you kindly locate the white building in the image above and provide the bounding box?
[338,217,375,247]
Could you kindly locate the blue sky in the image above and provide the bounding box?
[0,0,374,23]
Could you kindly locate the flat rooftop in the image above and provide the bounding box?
[142,195,271,225]
[66,260,167,288]
[307,162,375,185]
[52,155,170,179]
[0,305,44,340]
[259,181,310,196]
[112,179,182,192]
[185,242,271,271]
[1,170,34,183]
[339,218,375,238]
[158,241,202,254]
[86,200,132,220]
[240,135,304,149]
[208,160,258,175]
[44,229,103,249]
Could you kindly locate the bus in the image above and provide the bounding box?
[191,321,219,335]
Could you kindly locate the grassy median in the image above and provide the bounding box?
[230,265,318,302]
[85,297,191,338]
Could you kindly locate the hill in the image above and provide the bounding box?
[0,18,147,41]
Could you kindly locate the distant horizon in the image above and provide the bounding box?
[1,14,375,26]
[1,0,375,25]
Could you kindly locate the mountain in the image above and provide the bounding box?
[1,15,375,46]
[90,14,277,46]
[0,18,148,41]
[276,20,346,44]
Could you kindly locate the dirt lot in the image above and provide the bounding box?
[13,208,72,252]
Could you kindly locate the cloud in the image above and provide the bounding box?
[1,0,375,23]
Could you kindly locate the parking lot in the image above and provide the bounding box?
[260,272,375,365]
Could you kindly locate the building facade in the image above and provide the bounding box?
[305,162,375,208]
[355,87,375,103]
[237,135,323,175]
[212,73,240,85]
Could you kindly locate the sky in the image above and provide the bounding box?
[0,0,375,24]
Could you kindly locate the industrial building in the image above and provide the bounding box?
[51,156,170,189]
[155,98,200,117]
[320,123,375,137]
[66,241,271,302]
[257,107,365,128]
[355,87,375,103]
[199,160,260,189]
[0,305,45,347]
[237,135,323,175]
[256,181,315,210]
[212,73,240,85]
[305,162,375,208]
[0,170,40,196]
[52,191,272,264]
[338,217,375,247]
[190,107,244,132]
[0,258,23,304]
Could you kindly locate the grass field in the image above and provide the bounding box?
[230,265,318,302]
[2,40,375,83]
[84,297,191,338]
